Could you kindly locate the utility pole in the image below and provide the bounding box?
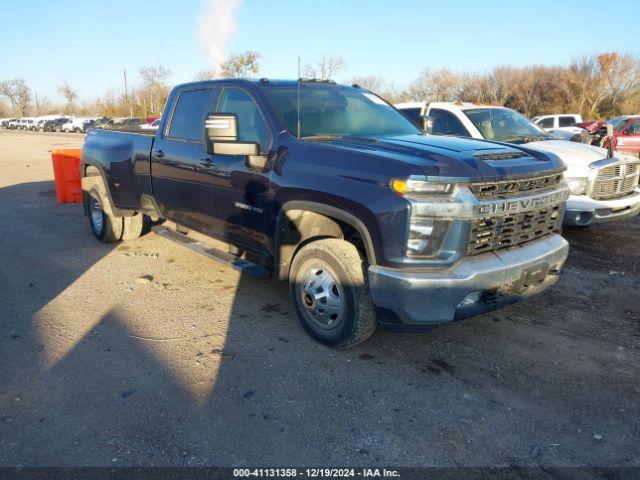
[124,69,133,117]
[123,69,128,103]
[35,92,40,115]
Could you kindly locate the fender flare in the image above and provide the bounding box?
[80,162,134,217]
[274,200,377,281]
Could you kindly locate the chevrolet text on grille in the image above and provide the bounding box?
[478,190,570,215]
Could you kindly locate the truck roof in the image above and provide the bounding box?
[173,78,345,91]
[395,101,506,111]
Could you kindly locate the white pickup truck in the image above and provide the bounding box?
[395,102,640,226]
[532,114,585,135]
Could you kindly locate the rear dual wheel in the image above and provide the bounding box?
[87,187,143,243]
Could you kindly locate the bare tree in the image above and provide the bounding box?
[135,65,172,116]
[304,56,346,80]
[58,81,78,114]
[408,68,459,102]
[219,51,260,79]
[349,76,384,93]
[0,78,32,116]
[194,69,217,81]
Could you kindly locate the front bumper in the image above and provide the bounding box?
[368,234,568,327]
[564,191,640,226]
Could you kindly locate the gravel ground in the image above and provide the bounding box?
[0,130,638,468]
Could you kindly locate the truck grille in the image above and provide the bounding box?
[469,173,563,199]
[468,205,563,255]
[592,162,640,200]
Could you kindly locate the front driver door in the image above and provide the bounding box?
[618,120,640,156]
[197,87,273,255]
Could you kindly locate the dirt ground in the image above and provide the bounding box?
[0,129,638,468]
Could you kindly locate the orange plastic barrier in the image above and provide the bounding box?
[51,149,83,204]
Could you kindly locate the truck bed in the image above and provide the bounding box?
[82,128,155,210]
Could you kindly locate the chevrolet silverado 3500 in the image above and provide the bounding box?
[396,102,640,227]
[82,79,570,348]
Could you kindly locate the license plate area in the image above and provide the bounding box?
[508,263,550,295]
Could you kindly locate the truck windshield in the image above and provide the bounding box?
[463,108,551,144]
[608,117,630,132]
[260,83,420,139]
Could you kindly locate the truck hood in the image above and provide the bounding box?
[313,134,565,181]
[526,140,607,169]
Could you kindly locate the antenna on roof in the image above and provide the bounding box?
[297,57,301,139]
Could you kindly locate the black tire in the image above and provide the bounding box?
[87,187,123,243]
[289,238,377,349]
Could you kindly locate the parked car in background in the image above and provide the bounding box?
[32,118,47,131]
[8,119,21,129]
[112,117,143,130]
[602,116,640,157]
[18,118,36,130]
[62,117,95,133]
[0,118,17,128]
[92,117,113,129]
[42,118,68,132]
[532,114,585,135]
[396,102,640,227]
[139,118,160,131]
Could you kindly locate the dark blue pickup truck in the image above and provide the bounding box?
[81,79,570,348]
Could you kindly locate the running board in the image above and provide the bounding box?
[151,226,271,279]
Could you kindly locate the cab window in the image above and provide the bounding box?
[538,117,554,129]
[218,89,271,152]
[400,108,422,126]
[428,108,469,136]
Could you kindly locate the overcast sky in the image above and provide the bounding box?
[1,0,638,104]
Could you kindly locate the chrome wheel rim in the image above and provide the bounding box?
[89,196,104,235]
[298,263,345,330]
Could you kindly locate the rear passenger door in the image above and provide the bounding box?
[152,87,219,227]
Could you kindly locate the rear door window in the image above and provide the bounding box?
[559,116,576,127]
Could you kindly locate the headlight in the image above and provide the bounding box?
[407,215,450,258]
[565,177,587,195]
[391,178,453,196]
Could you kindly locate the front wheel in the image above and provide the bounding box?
[289,238,377,349]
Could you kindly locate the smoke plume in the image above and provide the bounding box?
[198,0,243,74]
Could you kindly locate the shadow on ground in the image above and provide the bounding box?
[1,181,638,468]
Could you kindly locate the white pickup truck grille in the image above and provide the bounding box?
[592,162,640,200]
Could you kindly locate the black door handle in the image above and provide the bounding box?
[153,149,165,158]
[200,157,216,168]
